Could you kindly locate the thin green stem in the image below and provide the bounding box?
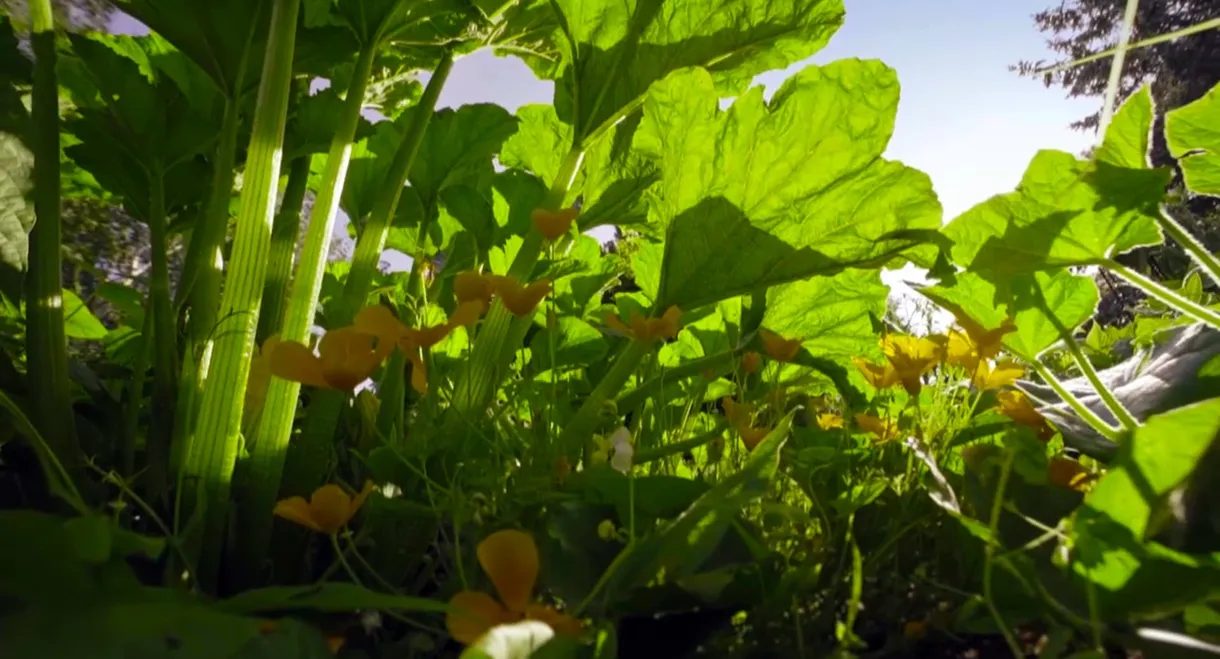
[556,339,652,455]
[616,349,739,414]
[632,427,723,465]
[146,170,178,497]
[1097,0,1140,136]
[23,0,81,476]
[1055,330,1138,431]
[330,533,365,587]
[1031,361,1122,442]
[121,308,153,477]
[1033,17,1220,76]
[1106,260,1220,328]
[983,450,1024,658]
[1156,206,1220,289]
[181,0,301,592]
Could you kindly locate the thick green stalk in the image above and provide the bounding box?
[556,339,651,454]
[448,147,585,419]
[340,51,454,325]
[171,99,243,473]
[256,153,311,343]
[23,0,81,474]
[121,310,154,477]
[1053,326,1138,432]
[238,42,377,576]
[1030,361,1122,443]
[180,0,300,592]
[1107,260,1220,328]
[146,170,178,496]
[1156,207,1220,289]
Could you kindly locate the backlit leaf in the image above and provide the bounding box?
[1167,83,1220,195]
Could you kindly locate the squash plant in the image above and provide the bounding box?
[3,0,1220,657]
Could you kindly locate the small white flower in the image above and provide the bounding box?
[608,426,634,473]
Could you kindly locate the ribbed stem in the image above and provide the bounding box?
[257,153,311,343]
[1107,260,1220,328]
[146,170,178,497]
[238,41,377,581]
[180,0,301,593]
[1155,206,1220,289]
[23,0,81,477]
[1030,361,1122,443]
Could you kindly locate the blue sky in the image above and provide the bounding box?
[112,0,1102,296]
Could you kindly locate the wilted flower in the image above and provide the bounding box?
[759,328,801,362]
[446,530,583,645]
[605,305,682,342]
[741,351,763,374]
[531,207,580,241]
[273,481,376,535]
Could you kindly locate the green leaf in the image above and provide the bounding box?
[762,268,888,364]
[218,582,450,615]
[547,0,845,141]
[0,17,32,141]
[63,289,107,339]
[531,316,609,372]
[1166,82,1220,195]
[62,515,113,565]
[581,469,710,522]
[918,269,1098,359]
[95,282,145,327]
[0,511,100,605]
[0,131,33,302]
[637,63,941,309]
[461,620,556,659]
[410,104,518,216]
[606,414,793,597]
[1096,87,1154,169]
[287,87,375,160]
[943,149,1167,277]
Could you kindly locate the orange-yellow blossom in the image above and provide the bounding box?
[994,390,1055,441]
[1047,456,1095,491]
[531,207,579,241]
[489,275,552,317]
[853,357,900,390]
[741,351,762,374]
[605,305,682,342]
[880,334,943,395]
[270,328,384,392]
[273,481,376,534]
[446,530,582,645]
[816,413,844,430]
[454,271,496,314]
[759,328,801,362]
[946,313,1017,371]
[972,359,1024,391]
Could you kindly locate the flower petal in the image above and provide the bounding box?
[409,323,453,349]
[604,312,634,339]
[318,328,382,392]
[350,480,376,516]
[446,590,509,645]
[406,350,428,395]
[741,351,762,374]
[309,484,355,534]
[477,529,539,614]
[269,340,329,389]
[354,305,407,346]
[449,300,485,328]
[273,496,323,532]
[760,328,801,362]
[531,207,579,241]
[455,271,495,306]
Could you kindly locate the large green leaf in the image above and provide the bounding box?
[762,268,888,364]
[637,63,941,309]
[62,289,107,340]
[1071,399,1220,617]
[1167,82,1220,195]
[0,17,31,141]
[542,0,845,141]
[116,0,269,98]
[530,316,608,372]
[918,269,1098,359]
[943,94,1169,278]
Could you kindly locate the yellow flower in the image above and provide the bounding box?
[759,328,801,362]
[721,397,756,428]
[1047,456,1095,491]
[903,620,927,640]
[605,305,683,342]
[531,207,579,241]
[880,334,943,396]
[853,357,900,390]
[454,271,496,313]
[741,351,762,374]
[489,275,552,317]
[446,530,583,645]
[448,300,486,328]
[273,481,376,534]
[270,327,385,392]
[994,390,1055,441]
[737,424,771,451]
[590,435,613,464]
[816,413,844,430]
[972,359,1024,391]
[947,314,1017,371]
[854,413,900,444]
[352,303,474,395]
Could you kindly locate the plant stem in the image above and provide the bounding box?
[633,427,723,465]
[257,151,311,343]
[181,0,301,592]
[983,450,1024,659]
[146,170,178,497]
[556,339,652,455]
[241,40,377,580]
[1053,325,1138,432]
[447,146,585,421]
[340,51,454,325]
[1030,361,1122,442]
[1096,0,1140,137]
[23,0,81,477]
[1155,206,1220,289]
[616,349,739,414]
[1107,260,1220,328]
